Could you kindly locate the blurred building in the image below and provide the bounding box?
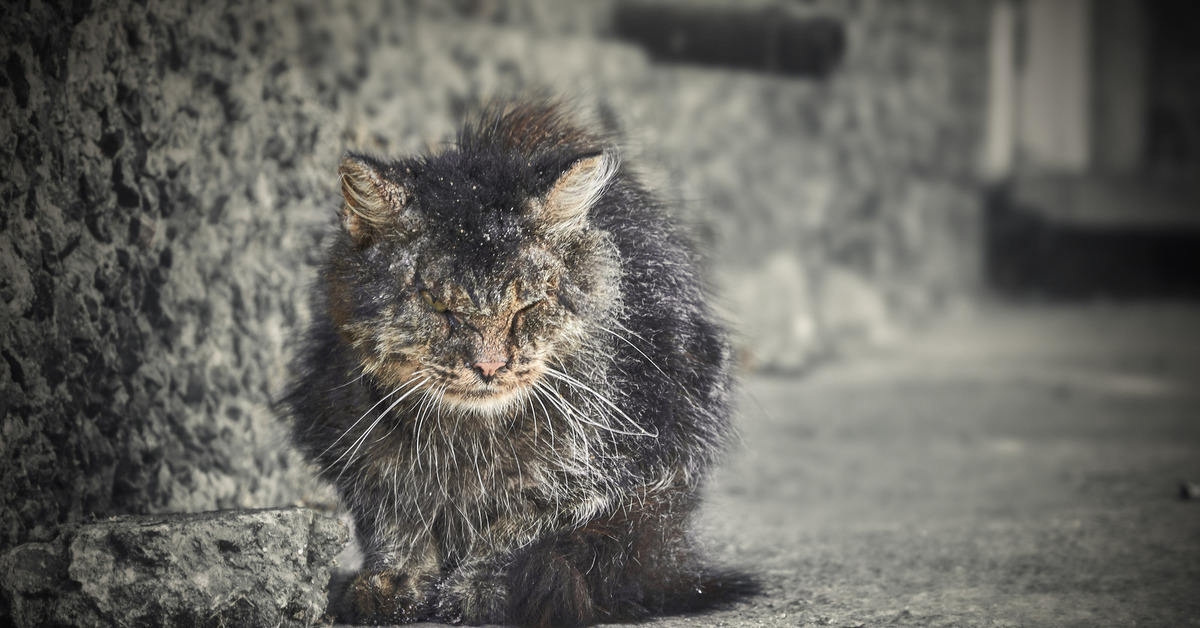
[983,0,1200,297]
[984,0,1199,178]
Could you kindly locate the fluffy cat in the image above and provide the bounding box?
[285,99,745,626]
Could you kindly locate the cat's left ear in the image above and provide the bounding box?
[535,150,618,235]
[339,154,411,245]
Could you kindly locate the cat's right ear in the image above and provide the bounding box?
[338,154,408,244]
[535,150,618,237]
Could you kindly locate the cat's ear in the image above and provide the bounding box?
[536,150,618,236]
[338,154,408,244]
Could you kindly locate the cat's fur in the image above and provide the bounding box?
[285,99,745,626]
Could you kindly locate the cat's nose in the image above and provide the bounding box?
[473,360,508,382]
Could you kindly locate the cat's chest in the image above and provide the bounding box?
[360,411,608,503]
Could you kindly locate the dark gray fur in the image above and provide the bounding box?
[285,99,744,626]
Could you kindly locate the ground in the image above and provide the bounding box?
[690,302,1200,628]
[349,302,1200,628]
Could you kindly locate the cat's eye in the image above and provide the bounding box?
[510,300,543,335]
[419,289,449,313]
[419,289,460,330]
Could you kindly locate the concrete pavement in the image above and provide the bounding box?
[682,302,1200,627]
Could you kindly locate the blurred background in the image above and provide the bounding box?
[2,0,1198,625]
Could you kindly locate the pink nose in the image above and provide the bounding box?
[473,361,507,379]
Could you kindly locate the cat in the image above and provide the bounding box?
[285,99,747,626]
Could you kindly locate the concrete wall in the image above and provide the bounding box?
[0,0,989,589]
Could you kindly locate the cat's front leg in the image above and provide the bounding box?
[434,558,510,625]
[431,510,551,625]
[344,568,432,624]
[341,521,441,624]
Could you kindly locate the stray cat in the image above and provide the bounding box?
[285,99,746,626]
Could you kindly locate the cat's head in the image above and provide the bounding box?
[324,110,621,417]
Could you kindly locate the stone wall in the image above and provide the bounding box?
[0,0,989,606]
[0,0,347,564]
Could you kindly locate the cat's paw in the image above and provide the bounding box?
[341,569,430,625]
[434,565,509,625]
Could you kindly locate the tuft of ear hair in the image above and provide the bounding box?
[339,155,406,243]
[536,150,618,236]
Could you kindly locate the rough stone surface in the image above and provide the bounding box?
[0,0,349,569]
[0,0,988,621]
[0,507,348,628]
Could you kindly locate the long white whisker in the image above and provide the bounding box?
[508,437,523,490]
[430,385,449,498]
[543,367,657,437]
[414,382,446,471]
[535,379,652,437]
[319,370,428,460]
[326,369,369,391]
[550,356,658,436]
[413,383,436,447]
[530,384,556,448]
[597,325,671,379]
[533,382,587,456]
[376,379,436,446]
[472,430,486,494]
[328,377,430,478]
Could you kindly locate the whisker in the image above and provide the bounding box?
[596,325,671,379]
[375,378,436,445]
[535,377,652,439]
[471,428,486,494]
[319,370,429,460]
[430,385,449,497]
[533,382,588,457]
[531,385,557,448]
[326,369,369,391]
[327,377,430,479]
[413,382,446,472]
[543,367,658,438]
[508,437,523,490]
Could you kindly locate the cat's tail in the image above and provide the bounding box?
[658,566,762,615]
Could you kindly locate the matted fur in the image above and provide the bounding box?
[285,98,749,626]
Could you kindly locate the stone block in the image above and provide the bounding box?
[0,507,347,628]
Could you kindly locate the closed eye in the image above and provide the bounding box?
[419,289,448,312]
[510,300,544,335]
[419,289,461,330]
